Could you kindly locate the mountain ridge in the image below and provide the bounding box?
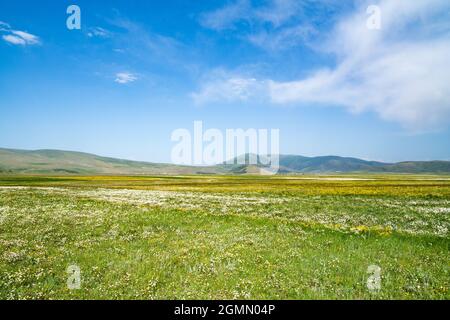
[0,148,449,175]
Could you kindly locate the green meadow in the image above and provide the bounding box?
[0,175,448,299]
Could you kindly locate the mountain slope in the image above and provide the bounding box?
[278,155,388,173]
[227,154,450,174]
[376,161,450,173]
[0,148,449,175]
[0,148,221,175]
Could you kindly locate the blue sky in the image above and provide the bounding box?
[0,0,449,163]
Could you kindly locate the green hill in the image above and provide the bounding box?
[0,148,221,175]
[226,153,450,174]
[1,148,449,175]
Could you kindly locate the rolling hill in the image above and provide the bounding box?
[0,148,449,175]
[0,148,222,175]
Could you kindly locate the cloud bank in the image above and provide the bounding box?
[195,0,450,131]
[270,0,450,131]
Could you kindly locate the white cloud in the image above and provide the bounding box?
[0,22,40,46]
[115,72,138,84]
[268,0,450,130]
[200,0,302,30]
[192,77,264,105]
[108,17,190,71]
[248,24,316,51]
[87,27,111,38]
[199,0,321,52]
[2,34,27,45]
[195,0,450,131]
[191,69,267,105]
[253,0,301,27]
[0,21,10,31]
[10,30,40,45]
[199,0,250,31]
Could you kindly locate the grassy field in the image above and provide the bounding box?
[0,175,448,299]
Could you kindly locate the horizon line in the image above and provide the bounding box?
[1,147,450,165]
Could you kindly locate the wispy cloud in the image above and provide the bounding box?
[10,30,40,45]
[195,0,450,131]
[192,80,268,107]
[248,24,316,51]
[85,14,194,88]
[0,22,40,46]
[115,72,138,84]
[192,71,265,105]
[108,16,192,72]
[253,0,302,27]
[199,0,322,51]
[0,21,11,31]
[269,0,450,131]
[200,0,301,30]
[199,0,251,31]
[2,34,26,45]
[87,27,112,38]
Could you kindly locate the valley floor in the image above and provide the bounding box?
[0,175,449,299]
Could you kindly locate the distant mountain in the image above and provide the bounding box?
[375,161,450,174]
[0,148,449,175]
[226,153,450,174]
[278,155,388,173]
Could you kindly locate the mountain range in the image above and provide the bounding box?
[0,148,449,175]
